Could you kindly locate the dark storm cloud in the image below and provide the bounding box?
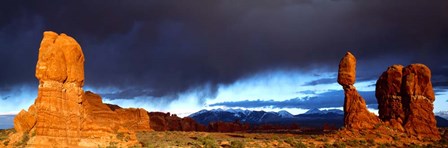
[99,88,154,100]
[209,90,377,109]
[1,0,447,102]
[302,78,335,86]
[2,96,9,100]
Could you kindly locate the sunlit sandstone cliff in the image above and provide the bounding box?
[11,31,151,147]
[338,52,440,140]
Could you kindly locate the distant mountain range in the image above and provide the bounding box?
[0,115,15,129]
[436,111,448,120]
[189,108,345,128]
[1,109,447,130]
[189,108,448,128]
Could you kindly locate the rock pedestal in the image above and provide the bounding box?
[338,52,380,130]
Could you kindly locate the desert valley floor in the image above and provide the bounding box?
[2,128,448,148]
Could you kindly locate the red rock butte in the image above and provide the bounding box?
[11,31,151,147]
[338,52,440,140]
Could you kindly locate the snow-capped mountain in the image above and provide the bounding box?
[278,110,294,118]
[303,108,344,115]
[188,108,448,128]
[188,109,294,125]
[436,111,448,120]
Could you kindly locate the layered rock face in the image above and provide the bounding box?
[12,31,151,147]
[376,64,440,139]
[337,52,380,130]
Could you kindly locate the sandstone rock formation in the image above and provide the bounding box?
[149,112,206,132]
[337,52,380,130]
[337,51,440,140]
[12,31,151,147]
[376,64,440,140]
[376,65,405,131]
[207,121,250,133]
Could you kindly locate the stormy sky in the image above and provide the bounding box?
[0,0,447,117]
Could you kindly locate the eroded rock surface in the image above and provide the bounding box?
[12,31,151,147]
[376,64,440,140]
[338,52,380,130]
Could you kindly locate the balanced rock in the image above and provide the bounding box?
[337,52,356,86]
[338,52,380,130]
[12,31,151,147]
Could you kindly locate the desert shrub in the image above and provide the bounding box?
[3,140,10,146]
[359,139,367,145]
[332,142,346,148]
[375,132,382,138]
[366,138,375,146]
[408,143,423,148]
[116,132,124,140]
[374,123,381,129]
[318,137,329,142]
[392,135,400,141]
[272,136,280,141]
[378,143,387,148]
[106,142,118,148]
[230,140,245,148]
[324,143,333,148]
[15,132,30,147]
[346,140,359,147]
[0,129,10,141]
[284,137,306,148]
[197,135,218,148]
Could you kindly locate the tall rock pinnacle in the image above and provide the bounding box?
[12,31,152,147]
[338,52,380,130]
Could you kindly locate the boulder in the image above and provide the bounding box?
[13,109,36,133]
[337,52,356,86]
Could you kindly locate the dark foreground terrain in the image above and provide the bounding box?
[3,128,447,148]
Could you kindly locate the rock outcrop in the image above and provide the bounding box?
[12,31,151,147]
[376,64,440,140]
[149,112,206,132]
[376,65,405,131]
[337,52,380,130]
[337,51,440,140]
[207,121,250,133]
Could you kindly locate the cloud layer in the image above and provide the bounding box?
[209,90,377,109]
[0,0,447,105]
